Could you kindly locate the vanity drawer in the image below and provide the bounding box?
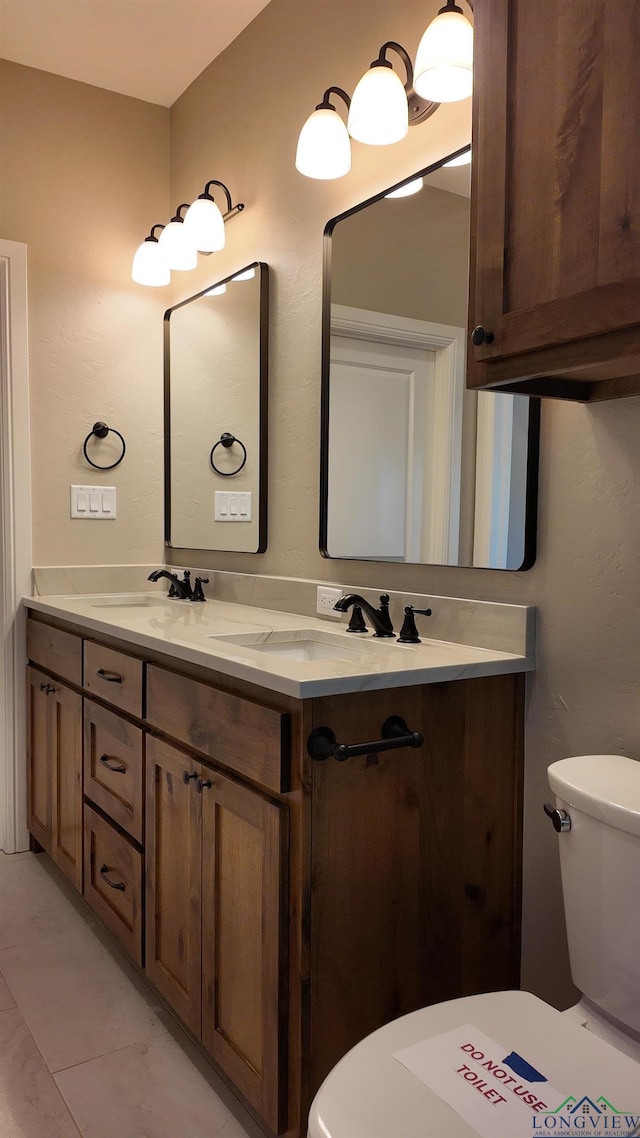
[27,618,82,685]
[83,804,143,966]
[146,665,290,794]
[84,700,143,843]
[84,641,143,717]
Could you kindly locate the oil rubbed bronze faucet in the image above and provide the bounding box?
[147,569,192,600]
[333,593,394,637]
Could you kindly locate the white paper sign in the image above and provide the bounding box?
[394,1024,565,1138]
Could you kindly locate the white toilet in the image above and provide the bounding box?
[308,754,640,1138]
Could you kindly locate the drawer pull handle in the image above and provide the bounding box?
[39,682,56,694]
[99,753,126,775]
[99,864,126,891]
[196,777,212,793]
[96,669,123,684]
[182,770,198,785]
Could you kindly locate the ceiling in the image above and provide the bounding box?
[0,0,272,106]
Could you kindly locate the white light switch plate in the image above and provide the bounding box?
[70,485,116,519]
[214,491,252,521]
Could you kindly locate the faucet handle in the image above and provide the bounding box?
[397,605,432,645]
[192,576,209,602]
[167,580,182,598]
[180,570,193,600]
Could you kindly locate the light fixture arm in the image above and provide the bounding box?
[144,223,165,244]
[317,86,351,113]
[170,203,191,223]
[375,40,440,126]
[199,180,244,222]
[438,0,465,13]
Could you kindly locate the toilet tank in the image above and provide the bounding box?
[548,754,640,1036]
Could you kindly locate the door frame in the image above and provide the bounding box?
[0,239,32,853]
[324,305,465,563]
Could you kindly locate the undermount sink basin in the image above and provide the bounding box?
[208,628,382,663]
[88,594,172,609]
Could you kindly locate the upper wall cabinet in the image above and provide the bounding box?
[468,0,640,402]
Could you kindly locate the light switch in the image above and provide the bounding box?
[214,491,252,521]
[71,485,116,519]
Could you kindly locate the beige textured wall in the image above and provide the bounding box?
[168,0,640,1011]
[0,60,170,566]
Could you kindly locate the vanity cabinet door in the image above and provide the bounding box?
[27,667,53,853]
[50,682,83,890]
[27,667,82,890]
[145,737,203,1036]
[201,773,287,1134]
[468,0,640,401]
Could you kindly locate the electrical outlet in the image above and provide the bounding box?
[316,585,343,618]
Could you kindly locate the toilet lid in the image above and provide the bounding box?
[307,991,640,1138]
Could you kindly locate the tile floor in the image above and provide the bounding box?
[0,850,264,1138]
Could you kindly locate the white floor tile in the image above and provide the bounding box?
[0,1007,81,1137]
[55,1033,254,1138]
[0,926,166,1072]
[0,853,89,950]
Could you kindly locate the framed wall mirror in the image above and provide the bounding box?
[164,261,268,553]
[320,148,539,570]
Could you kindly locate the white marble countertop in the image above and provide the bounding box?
[24,592,535,699]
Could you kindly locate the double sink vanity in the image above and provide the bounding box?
[25,580,533,1138]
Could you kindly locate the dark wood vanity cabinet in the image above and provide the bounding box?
[26,611,525,1138]
[468,0,640,401]
[145,735,287,1133]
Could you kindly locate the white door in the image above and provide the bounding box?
[327,337,435,560]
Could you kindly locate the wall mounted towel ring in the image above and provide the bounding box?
[209,432,247,476]
[83,422,126,470]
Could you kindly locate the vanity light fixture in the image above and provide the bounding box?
[414,0,474,104]
[295,2,472,180]
[205,283,227,296]
[157,204,198,271]
[131,180,244,285]
[183,180,240,253]
[131,225,171,286]
[295,87,352,179]
[232,266,256,281]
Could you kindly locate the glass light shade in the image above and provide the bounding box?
[385,177,424,199]
[205,283,226,296]
[157,219,198,270]
[183,196,225,253]
[444,149,471,167]
[131,239,170,286]
[295,107,351,179]
[414,10,474,103]
[348,64,408,145]
[233,267,256,281]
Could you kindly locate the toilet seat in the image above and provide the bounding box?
[307,990,640,1138]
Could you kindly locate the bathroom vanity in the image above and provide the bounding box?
[25,590,533,1138]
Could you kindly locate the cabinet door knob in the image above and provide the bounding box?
[471,325,494,346]
[196,777,212,793]
[182,770,198,785]
[99,864,126,891]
